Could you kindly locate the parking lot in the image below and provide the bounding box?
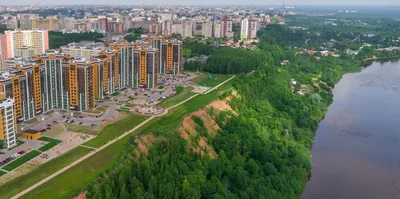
[0,139,44,164]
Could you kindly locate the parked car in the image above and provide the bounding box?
[47,124,52,127]
[79,122,83,125]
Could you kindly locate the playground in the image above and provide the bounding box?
[130,105,167,116]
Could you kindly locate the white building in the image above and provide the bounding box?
[201,22,213,38]
[240,19,249,40]
[214,22,222,38]
[0,97,17,149]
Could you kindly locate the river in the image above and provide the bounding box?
[301,60,400,199]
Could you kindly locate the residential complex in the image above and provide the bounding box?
[0,38,181,132]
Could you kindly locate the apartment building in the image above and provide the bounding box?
[0,38,179,123]
[61,42,105,61]
[240,19,249,40]
[2,29,49,60]
[201,22,213,38]
[0,94,17,149]
[151,38,182,75]
[240,18,258,40]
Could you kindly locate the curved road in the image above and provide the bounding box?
[11,75,235,199]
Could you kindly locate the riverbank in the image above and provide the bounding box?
[302,59,400,199]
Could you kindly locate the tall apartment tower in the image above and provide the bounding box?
[161,20,172,36]
[248,19,258,39]
[0,34,6,69]
[240,19,249,40]
[3,29,49,60]
[158,39,182,75]
[132,47,158,89]
[182,21,193,38]
[201,22,213,38]
[213,21,222,38]
[0,96,17,149]
[98,18,108,32]
[222,19,233,38]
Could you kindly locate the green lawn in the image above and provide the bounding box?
[157,86,196,108]
[19,80,234,199]
[192,73,232,87]
[37,137,62,152]
[0,171,6,177]
[2,150,41,171]
[82,114,147,148]
[0,147,91,199]
[21,136,129,199]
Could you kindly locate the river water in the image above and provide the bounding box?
[301,60,400,199]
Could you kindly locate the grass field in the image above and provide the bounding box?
[18,80,234,199]
[192,73,232,88]
[41,124,65,138]
[157,86,196,108]
[2,150,41,171]
[37,137,62,152]
[64,111,130,135]
[0,171,6,177]
[0,147,91,199]
[83,114,147,148]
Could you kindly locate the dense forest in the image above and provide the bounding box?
[202,47,265,74]
[182,39,214,58]
[81,20,400,198]
[49,31,104,49]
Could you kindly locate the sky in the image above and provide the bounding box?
[3,0,400,6]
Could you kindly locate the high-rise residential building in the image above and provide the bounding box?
[0,38,180,123]
[98,18,108,32]
[201,22,213,38]
[0,92,17,149]
[152,38,182,75]
[108,22,124,33]
[240,19,249,40]
[213,21,222,38]
[222,19,233,38]
[248,19,258,39]
[119,15,132,31]
[19,19,33,30]
[61,42,105,61]
[171,23,183,36]
[132,47,158,89]
[159,13,172,21]
[149,23,161,35]
[161,20,172,36]
[3,29,49,60]
[32,18,59,31]
[6,19,18,30]
[182,21,193,38]
[0,34,6,69]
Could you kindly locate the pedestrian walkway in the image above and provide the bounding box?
[79,145,97,150]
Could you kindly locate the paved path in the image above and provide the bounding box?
[0,168,9,173]
[11,75,235,199]
[79,145,97,150]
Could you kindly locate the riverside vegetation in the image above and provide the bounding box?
[80,23,400,199]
